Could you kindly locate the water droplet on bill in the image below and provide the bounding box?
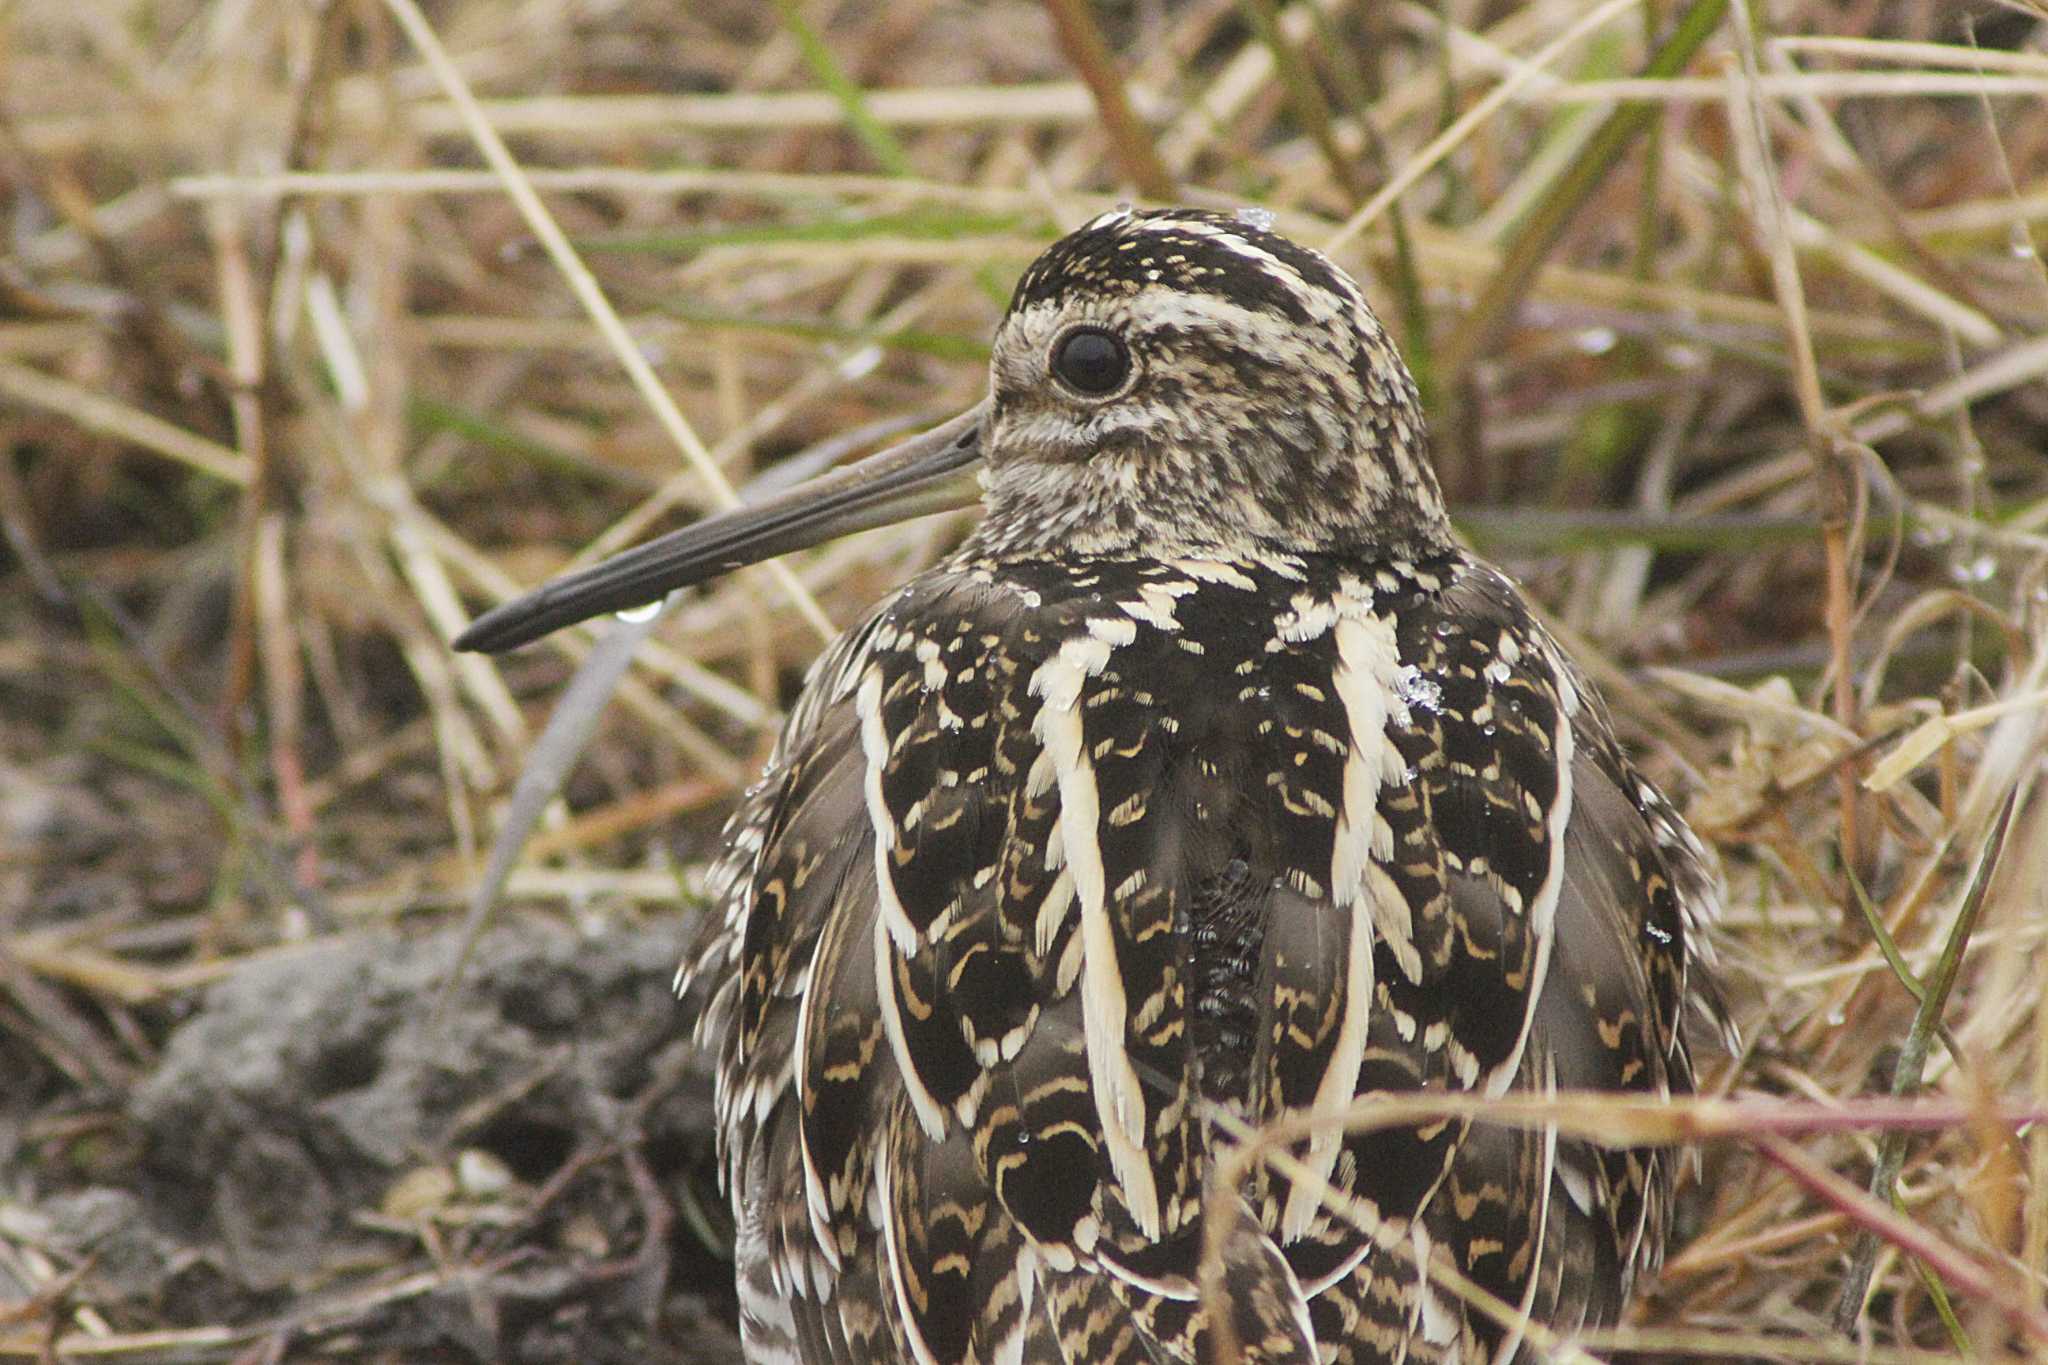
[615,600,663,624]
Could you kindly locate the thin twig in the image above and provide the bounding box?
[0,359,251,485]
[1324,0,1658,253]
[1833,787,2021,1331]
[376,0,835,643]
[1431,0,1732,379]
[1043,0,1175,199]
[1726,0,1868,881]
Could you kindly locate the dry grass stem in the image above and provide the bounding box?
[7,0,2046,1356]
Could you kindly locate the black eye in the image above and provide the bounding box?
[1050,328,1131,397]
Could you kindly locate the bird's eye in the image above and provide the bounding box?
[1049,327,1131,397]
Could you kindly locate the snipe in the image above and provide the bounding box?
[458,207,1719,1364]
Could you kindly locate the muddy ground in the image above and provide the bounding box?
[2,777,744,1363]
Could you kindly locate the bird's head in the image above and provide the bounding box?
[977,207,1446,559]
[455,208,1448,654]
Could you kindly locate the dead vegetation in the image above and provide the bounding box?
[3,0,2047,1359]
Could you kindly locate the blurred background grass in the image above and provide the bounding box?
[4,0,2048,1359]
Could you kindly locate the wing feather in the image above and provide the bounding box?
[690,552,1710,1364]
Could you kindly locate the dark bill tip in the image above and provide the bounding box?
[454,404,986,654]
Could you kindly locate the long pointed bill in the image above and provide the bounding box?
[454,402,987,654]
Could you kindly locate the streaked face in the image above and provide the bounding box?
[976,209,1444,559]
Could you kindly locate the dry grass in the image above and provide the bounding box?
[4,0,2048,1359]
